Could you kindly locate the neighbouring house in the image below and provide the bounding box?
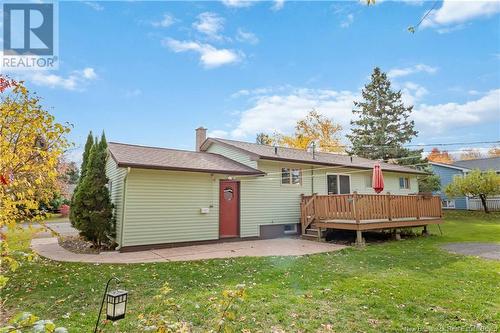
[106,127,434,251]
[430,157,500,211]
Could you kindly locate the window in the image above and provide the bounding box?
[281,168,290,184]
[223,187,234,201]
[399,177,410,189]
[365,175,372,188]
[291,169,301,184]
[284,224,297,234]
[442,200,455,209]
[281,168,301,185]
[327,174,351,194]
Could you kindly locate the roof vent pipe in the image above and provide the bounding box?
[311,141,316,160]
[274,145,278,155]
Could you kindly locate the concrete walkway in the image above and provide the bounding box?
[31,238,347,264]
[2,221,78,238]
[33,221,78,238]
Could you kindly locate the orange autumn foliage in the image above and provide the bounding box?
[427,148,454,164]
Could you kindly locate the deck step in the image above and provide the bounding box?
[302,228,326,242]
[306,228,326,236]
[305,228,320,236]
[301,233,320,241]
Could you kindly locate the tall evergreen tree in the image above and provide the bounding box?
[70,131,94,225]
[80,131,94,180]
[71,132,115,247]
[347,67,420,163]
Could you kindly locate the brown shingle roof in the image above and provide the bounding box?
[201,138,426,175]
[108,142,265,175]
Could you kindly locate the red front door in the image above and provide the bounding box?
[219,180,240,238]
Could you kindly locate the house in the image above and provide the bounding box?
[106,127,430,251]
[429,162,469,210]
[430,157,500,210]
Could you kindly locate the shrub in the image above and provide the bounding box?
[59,204,70,217]
[70,133,115,247]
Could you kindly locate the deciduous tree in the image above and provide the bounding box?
[0,75,70,288]
[488,146,500,158]
[55,158,79,200]
[445,170,500,213]
[255,132,272,145]
[459,148,482,161]
[274,110,344,153]
[416,165,441,193]
[427,148,454,164]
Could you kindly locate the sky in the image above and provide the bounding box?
[2,0,500,162]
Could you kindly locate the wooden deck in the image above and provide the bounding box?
[300,193,443,243]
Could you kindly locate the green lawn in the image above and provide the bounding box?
[44,213,70,223]
[2,211,500,332]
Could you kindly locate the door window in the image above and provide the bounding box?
[327,175,338,194]
[223,187,234,201]
[339,175,350,194]
[327,174,351,194]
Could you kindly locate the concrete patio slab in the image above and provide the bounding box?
[31,238,347,264]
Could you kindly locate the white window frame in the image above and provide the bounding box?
[399,177,410,190]
[442,199,456,209]
[283,224,298,234]
[281,167,302,186]
[326,173,352,194]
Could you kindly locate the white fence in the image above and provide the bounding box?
[468,198,500,211]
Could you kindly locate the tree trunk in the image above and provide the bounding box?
[479,194,489,214]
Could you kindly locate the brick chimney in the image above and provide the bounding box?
[195,127,207,151]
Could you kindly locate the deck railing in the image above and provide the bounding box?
[301,193,442,232]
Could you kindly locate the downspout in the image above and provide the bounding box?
[117,167,131,250]
[311,166,314,194]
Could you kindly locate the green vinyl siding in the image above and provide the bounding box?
[109,140,421,245]
[236,162,419,238]
[237,160,313,237]
[206,143,258,169]
[105,156,127,246]
[121,169,222,247]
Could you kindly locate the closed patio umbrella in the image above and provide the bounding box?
[372,163,384,194]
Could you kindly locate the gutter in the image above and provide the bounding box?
[115,162,265,176]
[259,156,426,175]
[117,167,131,250]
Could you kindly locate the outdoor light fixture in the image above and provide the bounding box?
[94,277,128,333]
[106,289,128,321]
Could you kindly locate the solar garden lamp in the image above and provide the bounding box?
[94,277,128,333]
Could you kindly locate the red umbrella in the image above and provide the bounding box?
[372,163,384,194]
